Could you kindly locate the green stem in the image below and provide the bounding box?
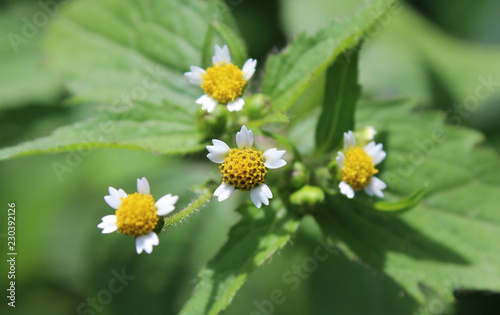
[164,183,215,227]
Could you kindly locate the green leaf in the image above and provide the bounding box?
[44,0,241,107]
[315,48,361,154]
[0,3,62,109]
[281,0,500,127]
[261,0,395,111]
[351,187,426,215]
[317,99,500,304]
[0,101,204,160]
[280,0,366,35]
[201,20,247,69]
[373,187,425,214]
[0,0,246,160]
[180,201,301,315]
[279,0,434,105]
[393,7,500,104]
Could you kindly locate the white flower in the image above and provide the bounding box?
[185,44,257,113]
[206,125,286,208]
[97,177,179,254]
[336,131,387,199]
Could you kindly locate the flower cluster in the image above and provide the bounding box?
[98,45,389,255]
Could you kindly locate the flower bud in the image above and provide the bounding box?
[290,185,325,207]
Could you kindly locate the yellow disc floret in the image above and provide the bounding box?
[220,148,267,191]
[202,63,245,104]
[115,193,158,237]
[342,147,378,191]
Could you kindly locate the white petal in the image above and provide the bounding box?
[364,142,386,165]
[372,177,387,190]
[213,44,231,65]
[250,183,273,208]
[261,183,273,198]
[339,181,355,199]
[137,177,150,195]
[336,151,345,170]
[364,141,375,153]
[109,187,127,200]
[236,125,254,149]
[104,187,125,209]
[372,150,386,165]
[97,215,118,234]
[365,177,387,198]
[155,194,179,216]
[206,139,231,163]
[100,224,119,234]
[343,131,356,150]
[184,66,206,85]
[97,215,117,224]
[227,98,245,112]
[263,148,287,169]
[213,182,234,202]
[196,94,218,113]
[135,235,146,254]
[242,58,257,81]
[363,182,376,196]
[136,232,159,254]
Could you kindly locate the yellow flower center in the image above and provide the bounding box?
[220,148,267,191]
[202,63,246,104]
[341,147,378,191]
[115,193,158,237]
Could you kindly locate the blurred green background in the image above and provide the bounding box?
[1,0,500,314]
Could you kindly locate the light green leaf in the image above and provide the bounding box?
[0,0,246,159]
[315,48,361,154]
[0,3,62,109]
[201,20,247,69]
[262,0,395,111]
[180,201,301,315]
[352,187,426,215]
[392,7,500,105]
[387,6,500,133]
[43,0,242,108]
[317,99,500,304]
[373,187,426,214]
[280,0,500,123]
[279,0,365,35]
[0,101,204,160]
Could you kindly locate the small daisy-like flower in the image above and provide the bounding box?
[184,44,257,113]
[206,125,286,208]
[336,131,387,199]
[97,177,179,254]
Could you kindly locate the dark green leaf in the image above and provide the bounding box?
[180,201,301,315]
[317,99,500,303]
[315,48,361,154]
